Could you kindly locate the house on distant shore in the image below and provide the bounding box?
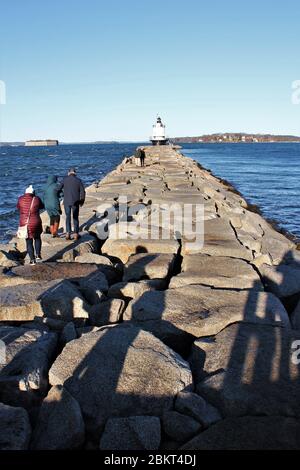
[25,140,59,147]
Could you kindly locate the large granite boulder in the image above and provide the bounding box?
[180,416,300,450]
[235,229,262,254]
[101,238,179,264]
[78,271,108,304]
[0,326,57,408]
[169,254,262,290]
[123,253,175,282]
[124,286,289,354]
[65,234,100,257]
[260,225,295,265]
[75,253,113,265]
[182,238,253,260]
[190,323,300,418]
[49,324,193,437]
[99,416,161,450]
[60,322,77,345]
[30,385,85,450]
[74,254,120,284]
[89,298,125,326]
[258,263,300,297]
[181,217,253,260]
[0,403,31,450]
[162,411,201,443]
[175,391,221,428]
[108,279,165,300]
[0,279,90,322]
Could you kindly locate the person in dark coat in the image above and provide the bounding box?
[17,185,44,265]
[43,175,63,238]
[61,168,85,240]
[140,147,145,167]
[135,147,145,167]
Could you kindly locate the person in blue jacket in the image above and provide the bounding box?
[61,168,85,240]
[43,175,63,238]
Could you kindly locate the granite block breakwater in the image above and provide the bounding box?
[0,146,300,450]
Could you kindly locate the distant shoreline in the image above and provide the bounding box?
[1,140,300,148]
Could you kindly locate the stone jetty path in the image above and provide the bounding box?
[0,145,300,450]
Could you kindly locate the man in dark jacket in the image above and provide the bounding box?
[135,147,145,167]
[61,168,85,240]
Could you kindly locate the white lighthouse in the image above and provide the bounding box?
[150,116,169,146]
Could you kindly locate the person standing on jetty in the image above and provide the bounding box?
[61,168,85,240]
[135,147,146,167]
[43,175,63,238]
[17,185,44,265]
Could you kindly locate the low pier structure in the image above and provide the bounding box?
[1,145,300,450]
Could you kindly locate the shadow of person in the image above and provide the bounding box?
[187,249,300,449]
[30,239,196,449]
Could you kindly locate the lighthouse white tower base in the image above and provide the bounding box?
[150,116,169,146]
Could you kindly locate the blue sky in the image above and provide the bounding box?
[0,0,300,141]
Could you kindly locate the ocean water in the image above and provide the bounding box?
[181,142,300,242]
[0,142,299,244]
[0,143,140,243]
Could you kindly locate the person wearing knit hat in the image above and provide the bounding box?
[17,185,44,265]
[25,184,35,194]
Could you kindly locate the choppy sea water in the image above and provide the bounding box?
[0,143,140,243]
[0,142,299,243]
[181,143,300,242]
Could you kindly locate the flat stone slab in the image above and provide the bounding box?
[75,253,113,265]
[258,263,300,297]
[169,254,262,290]
[190,323,300,418]
[101,238,179,263]
[123,253,175,282]
[49,324,193,437]
[0,326,57,408]
[181,416,300,450]
[108,279,166,299]
[182,238,253,260]
[0,279,90,322]
[10,262,99,283]
[124,286,289,352]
